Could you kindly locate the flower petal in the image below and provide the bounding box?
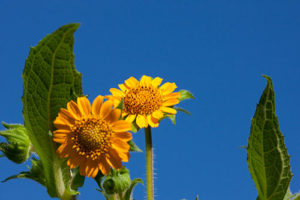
[160,106,177,114]
[159,82,177,95]
[106,109,121,123]
[118,84,129,92]
[124,77,139,88]
[112,138,130,152]
[140,75,152,87]
[152,110,164,120]
[136,115,148,128]
[147,115,159,128]
[109,88,124,97]
[77,97,91,116]
[57,143,72,158]
[67,100,82,119]
[125,114,136,123]
[54,118,71,130]
[59,109,76,124]
[92,95,104,116]
[107,148,122,169]
[163,98,180,107]
[85,160,99,178]
[112,132,132,142]
[100,101,113,119]
[111,121,132,132]
[98,157,111,175]
[163,92,181,101]
[151,77,163,88]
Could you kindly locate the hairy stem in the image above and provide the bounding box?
[145,127,154,200]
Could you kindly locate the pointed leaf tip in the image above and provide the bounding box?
[247,76,292,200]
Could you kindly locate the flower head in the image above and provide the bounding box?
[53,96,132,177]
[107,75,180,128]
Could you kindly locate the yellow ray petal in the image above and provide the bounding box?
[124,77,139,88]
[147,115,159,128]
[67,100,82,119]
[163,92,181,101]
[112,132,132,142]
[118,84,128,92]
[100,101,113,119]
[151,77,163,88]
[92,95,104,116]
[140,75,152,87]
[57,143,72,158]
[159,82,177,95]
[109,88,124,97]
[106,109,121,123]
[111,138,130,152]
[107,148,122,169]
[160,106,177,114]
[77,97,91,116]
[125,114,136,123]
[152,110,163,120]
[136,115,148,128]
[59,109,76,125]
[111,121,132,132]
[98,157,111,175]
[163,99,180,107]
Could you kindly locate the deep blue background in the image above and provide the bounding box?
[0,1,299,199]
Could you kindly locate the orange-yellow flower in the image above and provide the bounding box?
[53,96,132,178]
[107,75,180,128]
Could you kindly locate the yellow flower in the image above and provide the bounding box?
[53,96,132,178]
[107,75,180,128]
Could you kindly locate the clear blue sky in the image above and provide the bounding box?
[0,1,299,199]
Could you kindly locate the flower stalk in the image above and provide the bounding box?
[145,126,154,200]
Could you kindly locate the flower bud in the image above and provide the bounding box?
[0,122,32,164]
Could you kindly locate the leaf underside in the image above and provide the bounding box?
[247,75,292,200]
[22,23,82,197]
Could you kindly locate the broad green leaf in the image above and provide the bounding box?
[128,140,142,152]
[124,178,143,200]
[2,158,46,186]
[247,75,292,200]
[22,23,82,198]
[178,90,195,101]
[0,122,32,164]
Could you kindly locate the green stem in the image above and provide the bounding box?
[145,127,154,200]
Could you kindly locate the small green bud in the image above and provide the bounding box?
[0,122,32,164]
[103,167,131,195]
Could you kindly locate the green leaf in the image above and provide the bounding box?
[174,107,192,116]
[178,90,195,101]
[70,167,85,191]
[195,194,199,200]
[2,158,46,186]
[131,122,140,133]
[128,140,142,152]
[123,178,143,200]
[0,122,32,164]
[294,194,300,200]
[22,23,82,198]
[94,171,105,191]
[247,75,292,200]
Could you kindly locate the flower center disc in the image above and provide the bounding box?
[124,86,162,115]
[72,118,112,159]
